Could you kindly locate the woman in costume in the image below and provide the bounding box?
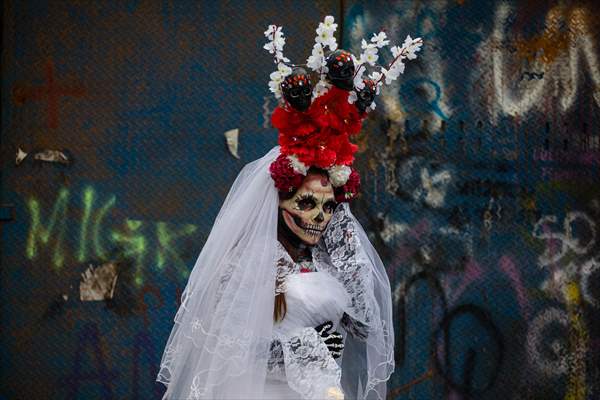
[157,16,422,400]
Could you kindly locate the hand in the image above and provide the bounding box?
[314,321,344,358]
[326,386,344,399]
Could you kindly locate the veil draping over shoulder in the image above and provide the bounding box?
[157,146,394,400]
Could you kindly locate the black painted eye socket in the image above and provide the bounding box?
[323,201,337,214]
[297,196,317,210]
[302,86,311,95]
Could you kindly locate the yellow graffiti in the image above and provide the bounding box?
[77,186,94,262]
[486,5,600,120]
[25,186,199,286]
[515,6,568,64]
[93,194,116,259]
[26,188,69,270]
[111,219,147,286]
[156,222,197,278]
[564,281,588,400]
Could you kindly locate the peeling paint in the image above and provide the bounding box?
[79,262,118,301]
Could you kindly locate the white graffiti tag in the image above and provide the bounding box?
[532,211,596,267]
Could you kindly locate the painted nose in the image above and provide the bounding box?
[314,211,324,223]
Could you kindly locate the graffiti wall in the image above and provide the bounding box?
[1,0,599,399]
[344,0,600,399]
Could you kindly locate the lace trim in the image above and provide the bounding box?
[281,327,343,399]
[266,339,286,381]
[312,205,374,329]
[274,242,317,294]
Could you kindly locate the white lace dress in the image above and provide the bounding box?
[263,243,351,399]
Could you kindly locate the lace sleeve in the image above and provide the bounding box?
[280,327,343,399]
[266,338,286,381]
[313,206,374,329]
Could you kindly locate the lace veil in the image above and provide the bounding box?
[156,146,394,399]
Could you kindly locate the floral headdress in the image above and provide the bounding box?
[264,16,423,202]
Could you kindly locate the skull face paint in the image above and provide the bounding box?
[279,172,337,245]
[281,67,312,112]
[325,50,355,91]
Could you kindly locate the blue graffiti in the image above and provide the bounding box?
[400,78,449,120]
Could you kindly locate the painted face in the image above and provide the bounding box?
[279,173,337,245]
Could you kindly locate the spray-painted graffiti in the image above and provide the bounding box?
[12,58,86,129]
[61,323,118,399]
[475,4,600,121]
[25,186,199,285]
[3,1,600,399]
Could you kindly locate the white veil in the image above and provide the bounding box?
[156,146,394,399]
[157,146,280,399]
[314,202,395,400]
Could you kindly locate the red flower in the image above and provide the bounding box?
[335,169,361,202]
[271,106,317,137]
[311,87,363,135]
[271,86,366,179]
[271,87,366,174]
[269,154,304,193]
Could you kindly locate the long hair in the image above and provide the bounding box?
[274,292,287,322]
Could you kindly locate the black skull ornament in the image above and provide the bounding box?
[325,50,355,91]
[355,79,376,114]
[281,67,312,112]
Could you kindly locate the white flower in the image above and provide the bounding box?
[268,80,282,98]
[358,40,379,66]
[264,24,289,64]
[269,71,283,84]
[316,16,338,41]
[390,45,403,58]
[369,71,382,81]
[268,64,292,99]
[287,154,308,175]
[384,62,405,85]
[370,32,389,48]
[307,43,325,71]
[263,41,276,54]
[369,71,383,94]
[313,80,331,99]
[323,15,337,31]
[404,36,423,60]
[368,101,376,111]
[348,90,357,104]
[361,38,375,50]
[312,16,338,53]
[276,51,290,63]
[353,66,365,90]
[316,24,334,37]
[316,28,337,50]
[277,62,292,77]
[328,165,352,187]
[263,34,285,54]
[364,48,379,66]
[316,25,333,41]
[263,25,279,38]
